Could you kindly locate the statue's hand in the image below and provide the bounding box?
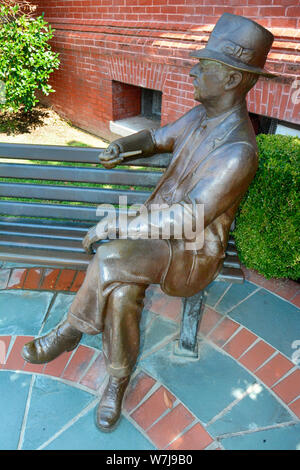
[82,225,99,255]
[99,143,124,169]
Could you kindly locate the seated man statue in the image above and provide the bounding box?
[21,13,275,432]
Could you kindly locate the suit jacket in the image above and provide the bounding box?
[144,102,258,297]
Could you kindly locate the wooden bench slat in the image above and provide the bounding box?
[217,266,244,283]
[223,254,241,269]
[0,143,171,168]
[0,219,89,236]
[225,246,238,256]
[0,182,150,205]
[0,163,163,187]
[0,201,99,220]
[0,235,85,253]
[0,230,84,245]
[0,246,91,268]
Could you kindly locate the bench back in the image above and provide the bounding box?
[0,143,171,267]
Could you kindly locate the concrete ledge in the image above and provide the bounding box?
[109,116,161,137]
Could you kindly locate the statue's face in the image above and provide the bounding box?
[189,59,231,102]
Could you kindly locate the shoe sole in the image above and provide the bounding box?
[21,340,81,365]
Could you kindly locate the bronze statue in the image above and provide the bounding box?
[21,13,275,432]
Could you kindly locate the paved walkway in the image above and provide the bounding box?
[0,262,299,450]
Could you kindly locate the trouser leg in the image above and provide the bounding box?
[67,238,170,335]
[102,283,147,378]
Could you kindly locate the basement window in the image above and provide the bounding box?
[141,88,162,120]
[110,82,162,137]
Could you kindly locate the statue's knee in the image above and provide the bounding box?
[110,285,145,314]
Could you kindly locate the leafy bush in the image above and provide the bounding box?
[234,134,300,280]
[0,1,60,112]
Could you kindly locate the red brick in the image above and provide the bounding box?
[6,268,27,289]
[62,345,95,382]
[255,353,294,387]
[272,369,300,404]
[149,295,182,321]
[291,293,300,309]
[43,350,73,377]
[23,268,43,290]
[239,341,276,372]
[40,268,61,290]
[275,281,300,302]
[208,317,240,348]
[124,371,156,413]
[22,360,45,374]
[242,267,267,288]
[55,269,76,291]
[259,7,286,17]
[198,307,223,336]
[289,398,300,419]
[147,404,194,449]
[223,328,258,359]
[0,269,10,289]
[131,386,176,430]
[32,0,300,142]
[166,423,213,450]
[259,277,300,302]
[70,271,86,292]
[2,336,33,370]
[80,352,107,390]
[286,7,300,17]
[0,336,11,368]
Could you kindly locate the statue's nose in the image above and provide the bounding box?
[189,64,199,78]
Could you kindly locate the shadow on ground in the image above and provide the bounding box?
[0,107,50,135]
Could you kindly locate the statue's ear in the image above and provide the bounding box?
[224,70,243,91]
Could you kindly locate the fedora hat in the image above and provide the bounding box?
[190,13,276,78]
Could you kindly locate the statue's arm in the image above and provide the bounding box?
[186,142,258,229]
[116,142,257,241]
[83,142,257,252]
[99,105,203,168]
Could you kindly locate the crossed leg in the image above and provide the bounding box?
[22,238,170,431]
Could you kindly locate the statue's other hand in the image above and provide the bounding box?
[82,225,98,255]
[99,143,124,169]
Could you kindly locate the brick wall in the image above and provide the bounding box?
[112,81,141,121]
[35,1,300,140]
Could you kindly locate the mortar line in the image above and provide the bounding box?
[17,374,36,450]
[269,365,298,389]
[0,368,99,396]
[37,291,58,336]
[205,387,251,428]
[216,420,298,440]
[162,418,199,450]
[213,283,232,309]
[225,286,262,315]
[127,378,161,417]
[140,330,180,361]
[37,395,101,450]
[203,339,300,421]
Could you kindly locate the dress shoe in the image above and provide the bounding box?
[96,375,130,432]
[22,320,82,364]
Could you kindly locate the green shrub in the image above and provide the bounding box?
[0,2,60,112]
[234,134,300,280]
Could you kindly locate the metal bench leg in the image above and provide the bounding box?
[173,290,205,359]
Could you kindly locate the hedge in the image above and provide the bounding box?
[0,2,60,112]
[234,133,300,280]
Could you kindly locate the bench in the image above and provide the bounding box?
[0,142,244,358]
